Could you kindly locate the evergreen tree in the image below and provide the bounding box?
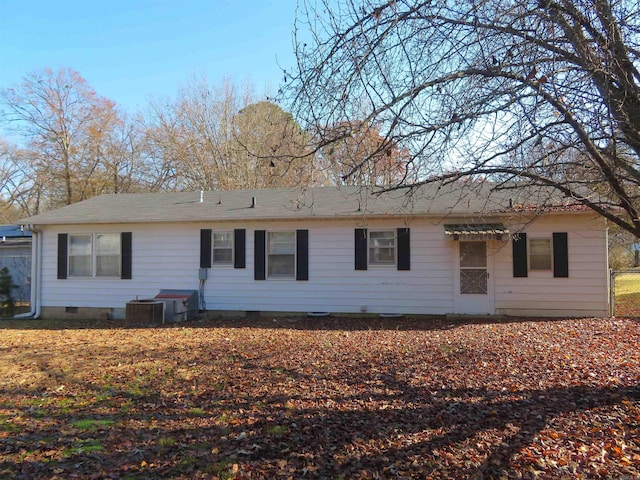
[0,267,17,317]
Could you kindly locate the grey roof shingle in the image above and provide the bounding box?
[17,183,581,226]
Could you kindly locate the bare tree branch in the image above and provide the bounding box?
[286,0,640,236]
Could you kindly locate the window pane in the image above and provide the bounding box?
[268,232,295,254]
[371,247,395,263]
[530,239,551,270]
[96,234,120,276]
[268,254,295,276]
[69,235,91,255]
[460,242,486,267]
[370,231,395,246]
[369,231,396,264]
[69,255,92,276]
[268,232,295,277]
[213,232,232,248]
[213,231,233,264]
[96,255,120,276]
[96,234,119,255]
[213,249,233,263]
[69,235,92,276]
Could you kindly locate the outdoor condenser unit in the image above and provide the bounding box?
[125,299,164,325]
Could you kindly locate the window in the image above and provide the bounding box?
[355,228,410,271]
[69,234,92,277]
[529,238,552,270]
[212,232,233,264]
[369,230,396,265]
[267,231,295,277]
[255,230,307,281]
[201,229,245,269]
[512,232,568,278]
[68,233,121,277]
[96,234,120,276]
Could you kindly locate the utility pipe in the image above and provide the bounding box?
[13,224,41,319]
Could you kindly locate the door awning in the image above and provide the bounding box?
[444,223,509,240]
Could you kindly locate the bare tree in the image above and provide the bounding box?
[1,67,144,210]
[0,140,28,221]
[317,119,410,185]
[98,113,146,195]
[287,0,640,236]
[231,100,313,187]
[142,76,251,191]
[143,76,313,190]
[0,139,48,218]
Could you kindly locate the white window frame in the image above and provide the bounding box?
[212,231,234,265]
[267,231,296,278]
[529,237,552,271]
[368,230,396,266]
[68,233,121,278]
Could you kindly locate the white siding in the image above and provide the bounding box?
[37,213,609,317]
[493,214,609,317]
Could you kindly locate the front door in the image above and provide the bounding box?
[454,241,493,314]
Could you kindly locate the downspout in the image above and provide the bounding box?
[13,224,41,319]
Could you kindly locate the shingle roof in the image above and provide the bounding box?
[17,183,584,226]
[0,225,32,237]
[0,225,32,247]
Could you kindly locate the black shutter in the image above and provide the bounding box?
[355,228,368,270]
[200,229,212,268]
[57,233,68,280]
[397,227,410,271]
[512,233,528,278]
[296,229,309,281]
[234,229,246,269]
[553,232,569,278]
[254,230,266,280]
[121,232,132,279]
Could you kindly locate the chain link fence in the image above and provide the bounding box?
[610,269,640,317]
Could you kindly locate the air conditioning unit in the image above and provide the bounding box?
[125,300,164,325]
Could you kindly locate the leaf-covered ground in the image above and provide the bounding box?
[0,316,639,479]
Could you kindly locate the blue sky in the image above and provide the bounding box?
[0,0,299,114]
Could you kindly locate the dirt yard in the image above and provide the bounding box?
[0,316,639,479]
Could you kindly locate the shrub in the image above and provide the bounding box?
[0,267,17,318]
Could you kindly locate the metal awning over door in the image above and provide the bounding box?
[444,223,509,240]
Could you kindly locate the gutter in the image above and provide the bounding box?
[13,224,41,319]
